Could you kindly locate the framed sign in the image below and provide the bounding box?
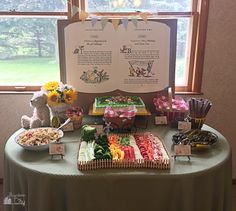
[58,19,177,94]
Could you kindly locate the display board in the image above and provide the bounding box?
[58,19,177,93]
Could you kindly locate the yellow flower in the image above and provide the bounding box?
[48,90,60,106]
[43,81,59,91]
[64,89,77,104]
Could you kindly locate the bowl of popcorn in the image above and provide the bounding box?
[15,127,64,151]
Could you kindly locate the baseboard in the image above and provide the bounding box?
[233,179,236,185]
[0,178,236,185]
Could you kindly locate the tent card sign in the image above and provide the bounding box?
[58,19,177,93]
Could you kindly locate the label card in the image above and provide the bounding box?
[49,143,65,157]
[62,122,74,132]
[178,121,191,131]
[155,116,168,125]
[90,124,104,135]
[174,144,191,156]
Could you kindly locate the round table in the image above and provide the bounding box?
[4,116,232,211]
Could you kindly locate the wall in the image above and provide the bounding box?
[1,0,236,179]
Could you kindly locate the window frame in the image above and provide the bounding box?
[0,0,73,92]
[0,0,209,94]
[79,0,209,94]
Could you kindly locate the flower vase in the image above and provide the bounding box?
[50,103,71,123]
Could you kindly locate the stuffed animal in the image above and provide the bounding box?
[21,91,51,129]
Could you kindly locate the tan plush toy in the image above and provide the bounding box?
[21,91,51,129]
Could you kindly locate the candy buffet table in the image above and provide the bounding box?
[4,116,232,211]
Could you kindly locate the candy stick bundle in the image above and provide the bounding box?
[188,98,212,118]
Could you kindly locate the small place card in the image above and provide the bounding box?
[62,122,74,132]
[49,143,65,159]
[155,116,167,125]
[178,121,191,131]
[90,124,104,135]
[173,144,191,160]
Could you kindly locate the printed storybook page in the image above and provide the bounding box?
[64,20,171,93]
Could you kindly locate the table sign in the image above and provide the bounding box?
[178,121,191,131]
[90,124,103,135]
[173,144,191,160]
[49,143,65,159]
[155,116,168,125]
[62,122,74,132]
[58,19,177,93]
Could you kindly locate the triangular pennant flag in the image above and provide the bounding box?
[101,17,108,30]
[121,18,129,30]
[139,12,148,23]
[131,17,138,28]
[91,16,98,27]
[79,10,89,22]
[72,5,79,17]
[112,19,120,31]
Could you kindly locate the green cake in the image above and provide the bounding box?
[92,96,147,114]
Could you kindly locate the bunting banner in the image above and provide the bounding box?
[71,5,79,17]
[112,19,120,31]
[91,16,98,27]
[139,12,148,23]
[131,17,138,28]
[101,17,108,30]
[121,18,129,30]
[79,10,89,22]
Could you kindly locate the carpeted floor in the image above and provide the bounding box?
[1,183,236,211]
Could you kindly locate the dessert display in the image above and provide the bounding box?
[92,95,147,114]
[78,128,170,170]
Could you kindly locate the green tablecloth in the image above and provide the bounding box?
[4,116,232,211]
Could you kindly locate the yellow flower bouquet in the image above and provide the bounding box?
[41,81,77,122]
[41,81,77,107]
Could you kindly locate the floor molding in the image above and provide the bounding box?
[233,179,236,185]
[1,178,236,185]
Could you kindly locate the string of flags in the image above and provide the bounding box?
[70,5,150,31]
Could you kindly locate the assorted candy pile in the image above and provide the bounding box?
[153,96,189,111]
[172,129,218,148]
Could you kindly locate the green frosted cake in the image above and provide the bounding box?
[93,96,147,114]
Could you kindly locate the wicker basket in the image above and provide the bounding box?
[104,106,136,131]
[154,88,188,126]
[104,116,135,130]
[66,107,83,129]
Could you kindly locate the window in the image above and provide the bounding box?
[0,0,209,93]
[81,0,209,93]
[0,0,71,91]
